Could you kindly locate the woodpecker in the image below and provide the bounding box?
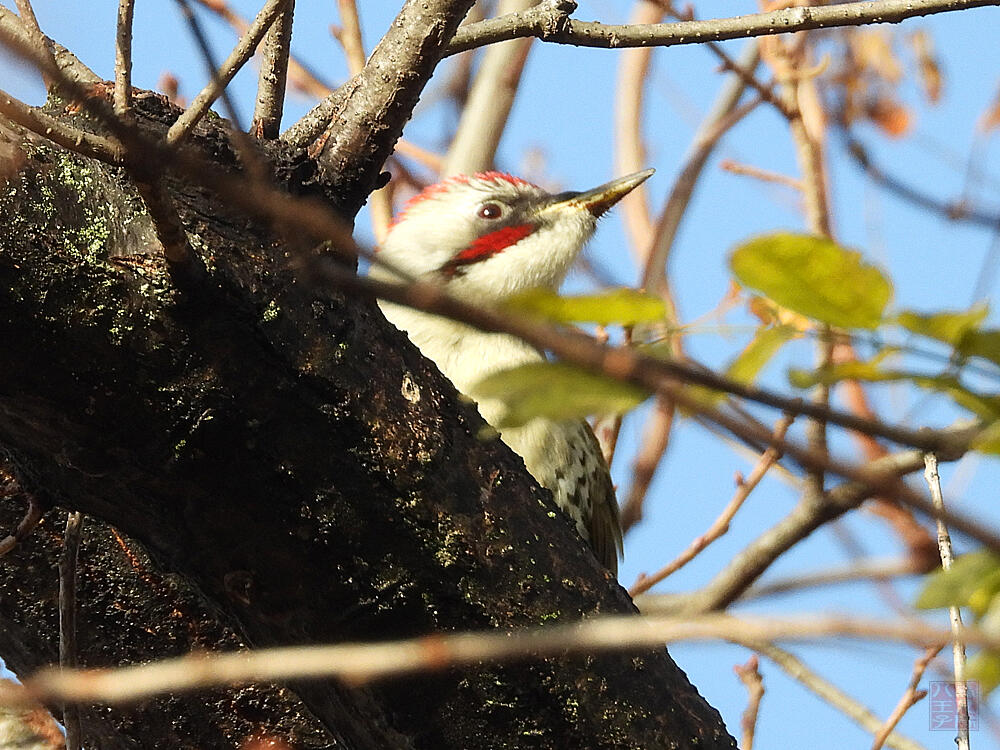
[372,169,654,574]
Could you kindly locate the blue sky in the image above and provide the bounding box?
[4,1,1000,746]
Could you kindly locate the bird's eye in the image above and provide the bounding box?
[477,202,503,220]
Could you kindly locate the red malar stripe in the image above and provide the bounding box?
[439,223,536,277]
[454,223,535,264]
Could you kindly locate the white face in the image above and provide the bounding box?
[375,173,599,302]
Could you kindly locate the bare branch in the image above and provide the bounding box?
[59,512,83,750]
[641,41,759,296]
[441,0,536,175]
[0,89,123,164]
[0,6,97,88]
[871,646,941,750]
[282,0,478,200]
[924,453,971,750]
[845,134,1000,230]
[13,0,41,36]
[752,642,928,750]
[629,414,793,597]
[114,0,136,116]
[17,612,1000,709]
[13,0,57,89]
[720,159,803,190]
[614,1,660,256]
[251,0,295,139]
[330,0,394,242]
[447,0,1000,56]
[742,557,924,601]
[619,396,674,533]
[733,655,764,750]
[166,0,289,145]
[0,488,43,558]
[644,448,938,614]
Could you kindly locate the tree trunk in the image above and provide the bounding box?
[0,93,735,749]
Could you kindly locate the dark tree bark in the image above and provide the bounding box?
[0,81,735,750]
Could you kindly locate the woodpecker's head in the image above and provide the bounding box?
[376,169,654,301]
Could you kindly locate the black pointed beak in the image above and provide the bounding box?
[544,168,655,218]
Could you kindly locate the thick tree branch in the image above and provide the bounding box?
[0,6,98,86]
[251,0,294,139]
[282,0,478,202]
[166,0,289,145]
[114,0,135,115]
[447,0,1000,56]
[0,99,734,749]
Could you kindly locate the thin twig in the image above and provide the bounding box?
[629,413,793,597]
[733,655,764,750]
[114,0,136,116]
[445,0,1000,56]
[0,90,124,163]
[167,0,288,145]
[845,134,1000,230]
[333,0,366,73]
[619,396,674,534]
[0,491,43,558]
[13,0,41,35]
[394,139,445,173]
[767,23,834,505]
[59,512,84,750]
[251,0,295,139]
[752,642,928,750]
[0,7,100,86]
[653,1,792,119]
[13,0,56,89]
[741,557,924,601]
[192,0,336,100]
[719,159,803,191]
[331,0,394,242]
[614,0,661,257]
[642,41,760,296]
[871,645,942,750]
[924,453,971,750]
[642,447,960,614]
[833,342,938,570]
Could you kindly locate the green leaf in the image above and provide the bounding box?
[726,326,797,385]
[470,362,649,427]
[959,329,1000,369]
[729,233,892,329]
[504,288,667,326]
[787,349,898,389]
[789,359,1000,421]
[897,307,1000,369]
[896,306,988,347]
[687,326,798,408]
[973,422,1000,455]
[916,551,1000,613]
[968,651,1000,695]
